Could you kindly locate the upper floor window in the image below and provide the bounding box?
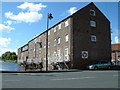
[34,38,38,43]
[34,48,35,52]
[57,37,61,44]
[22,45,28,51]
[90,21,96,27]
[91,35,96,42]
[65,20,69,27]
[58,24,61,30]
[39,42,42,48]
[44,45,46,48]
[54,27,56,32]
[65,34,68,42]
[57,49,61,59]
[48,30,50,35]
[64,48,69,60]
[48,42,50,48]
[54,39,57,46]
[90,9,95,16]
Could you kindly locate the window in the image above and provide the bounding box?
[90,9,95,16]
[54,39,57,46]
[34,38,38,43]
[34,48,35,52]
[48,30,50,35]
[91,35,96,42]
[65,34,68,42]
[57,49,61,59]
[53,51,57,60]
[90,21,96,27]
[64,48,68,60]
[58,24,61,30]
[57,37,61,44]
[44,45,46,48]
[22,45,28,51]
[65,20,69,27]
[54,27,56,32]
[39,42,42,48]
[48,42,50,48]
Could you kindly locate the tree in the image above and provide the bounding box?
[1,51,17,61]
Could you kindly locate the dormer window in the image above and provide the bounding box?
[90,9,95,16]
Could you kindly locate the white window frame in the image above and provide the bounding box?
[64,48,69,60]
[54,27,56,32]
[91,35,97,42]
[48,30,50,35]
[57,37,61,44]
[90,9,96,16]
[34,48,35,52]
[65,20,69,27]
[58,24,61,30]
[65,34,69,42]
[48,42,50,48]
[54,39,56,46]
[34,38,38,43]
[90,21,96,27]
[57,49,61,59]
[44,45,46,48]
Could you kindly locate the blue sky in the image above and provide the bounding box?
[0,2,118,56]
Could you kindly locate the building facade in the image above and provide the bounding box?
[112,44,120,61]
[17,2,111,70]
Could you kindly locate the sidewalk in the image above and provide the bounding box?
[0,69,80,73]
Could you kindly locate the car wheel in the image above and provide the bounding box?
[94,66,98,70]
[108,66,111,69]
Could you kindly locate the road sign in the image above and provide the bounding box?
[82,51,88,59]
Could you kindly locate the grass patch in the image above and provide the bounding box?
[3,60,16,63]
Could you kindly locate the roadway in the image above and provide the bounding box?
[1,70,119,88]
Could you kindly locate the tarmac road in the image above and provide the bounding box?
[1,70,119,88]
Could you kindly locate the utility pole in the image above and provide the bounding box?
[46,13,53,71]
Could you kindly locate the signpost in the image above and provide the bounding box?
[82,51,88,59]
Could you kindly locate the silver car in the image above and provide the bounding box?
[87,61,112,70]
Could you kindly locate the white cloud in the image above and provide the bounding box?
[5,2,46,23]
[0,24,14,33]
[17,2,46,12]
[68,7,77,15]
[5,12,43,23]
[0,48,17,56]
[115,36,120,44]
[0,37,11,47]
[5,11,13,18]
[4,20,12,25]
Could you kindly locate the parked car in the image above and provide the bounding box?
[87,60,112,70]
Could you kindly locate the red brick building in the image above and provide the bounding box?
[17,2,111,70]
[111,44,120,61]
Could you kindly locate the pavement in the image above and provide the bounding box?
[1,69,80,73]
[1,67,119,73]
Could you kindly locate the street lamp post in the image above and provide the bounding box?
[46,13,53,71]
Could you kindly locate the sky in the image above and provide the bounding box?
[0,2,119,56]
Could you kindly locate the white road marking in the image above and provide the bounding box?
[16,73,62,76]
[3,80,20,82]
[52,77,96,81]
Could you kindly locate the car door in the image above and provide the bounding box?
[100,61,106,68]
